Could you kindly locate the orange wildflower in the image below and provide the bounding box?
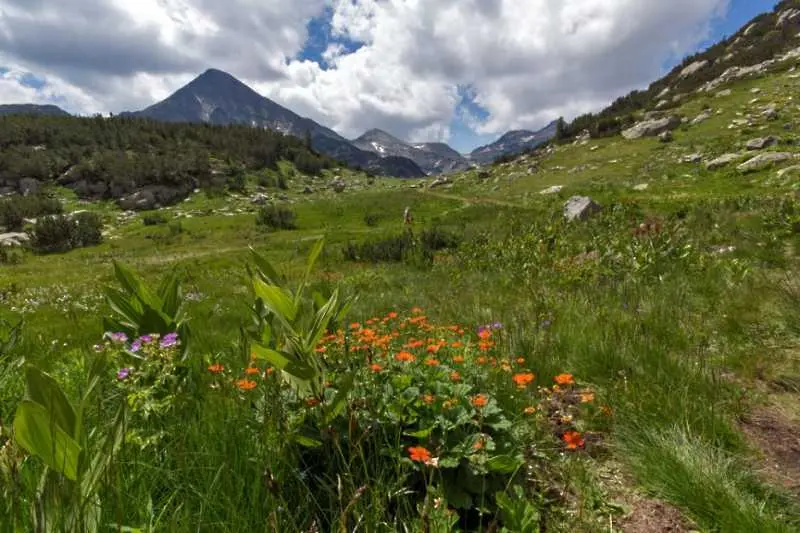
[265,368,274,376]
[523,406,537,414]
[408,446,432,462]
[350,322,361,330]
[601,405,613,416]
[554,373,575,385]
[395,351,416,362]
[478,329,492,340]
[516,357,526,365]
[471,394,488,408]
[423,394,435,405]
[315,346,327,353]
[245,366,261,375]
[370,363,383,373]
[477,356,487,365]
[452,355,465,364]
[562,431,585,450]
[387,312,398,319]
[236,379,257,391]
[478,341,494,351]
[305,398,321,407]
[426,344,441,354]
[473,439,484,450]
[451,341,463,349]
[449,371,461,382]
[424,358,440,366]
[512,372,536,388]
[580,391,595,403]
[208,363,224,374]
[501,362,512,372]
[411,307,424,314]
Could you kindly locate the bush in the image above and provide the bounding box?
[0,194,63,231]
[31,212,103,253]
[364,212,381,227]
[256,204,297,230]
[142,212,168,226]
[343,227,461,264]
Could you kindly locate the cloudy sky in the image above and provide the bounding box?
[0,0,780,152]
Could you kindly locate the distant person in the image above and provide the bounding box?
[403,206,413,225]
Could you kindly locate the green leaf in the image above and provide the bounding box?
[486,454,523,474]
[105,288,143,328]
[253,280,298,322]
[13,400,82,481]
[157,270,182,319]
[303,237,325,284]
[25,366,77,438]
[112,261,163,312]
[249,247,281,284]
[324,372,354,424]
[293,435,323,448]
[404,428,433,439]
[305,289,339,352]
[250,344,316,380]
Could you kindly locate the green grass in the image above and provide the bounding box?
[2,60,800,532]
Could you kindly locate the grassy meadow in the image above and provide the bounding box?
[2,61,800,532]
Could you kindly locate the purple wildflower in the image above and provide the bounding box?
[160,332,179,348]
[139,334,154,344]
[117,368,130,380]
[109,332,128,343]
[130,340,142,353]
[492,322,503,330]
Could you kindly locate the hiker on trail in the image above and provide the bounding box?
[403,206,413,225]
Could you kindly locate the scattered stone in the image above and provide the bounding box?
[656,87,670,99]
[621,116,681,140]
[633,183,649,191]
[539,185,563,195]
[706,153,742,170]
[654,99,669,110]
[428,176,452,189]
[777,165,800,178]
[658,130,674,143]
[250,193,269,204]
[711,245,736,255]
[691,110,712,125]
[679,60,708,78]
[737,152,797,172]
[680,153,703,164]
[716,89,732,97]
[0,232,29,247]
[746,136,777,150]
[302,186,313,194]
[564,196,602,222]
[762,104,779,120]
[751,87,762,94]
[330,178,346,193]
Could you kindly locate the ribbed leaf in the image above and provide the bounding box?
[113,261,163,311]
[253,280,298,322]
[249,247,281,284]
[14,400,82,481]
[25,366,77,438]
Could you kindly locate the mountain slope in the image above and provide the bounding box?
[469,120,559,164]
[563,0,800,139]
[352,129,471,175]
[124,69,425,178]
[0,104,70,117]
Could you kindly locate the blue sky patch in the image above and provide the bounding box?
[298,7,364,69]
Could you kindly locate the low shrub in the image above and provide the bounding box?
[142,212,168,226]
[256,204,297,230]
[343,227,461,265]
[0,194,63,231]
[31,212,103,253]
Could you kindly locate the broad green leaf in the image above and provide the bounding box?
[157,270,183,319]
[253,280,298,322]
[304,289,339,351]
[324,372,354,424]
[249,247,281,284]
[112,261,164,312]
[293,435,323,448]
[105,288,144,326]
[404,428,433,439]
[250,344,316,380]
[13,400,82,481]
[302,237,325,285]
[25,366,77,438]
[486,454,523,474]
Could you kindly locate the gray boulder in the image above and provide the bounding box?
[19,178,40,196]
[706,153,742,170]
[680,153,703,164]
[428,176,452,189]
[658,130,674,143]
[539,185,563,195]
[0,232,30,247]
[564,196,601,222]
[331,178,346,193]
[622,116,681,140]
[745,136,777,150]
[691,110,713,125]
[737,152,798,172]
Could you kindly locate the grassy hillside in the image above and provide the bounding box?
[2,33,800,533]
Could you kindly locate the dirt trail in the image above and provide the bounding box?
[739,405,800,496]
[416,189,523,208]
